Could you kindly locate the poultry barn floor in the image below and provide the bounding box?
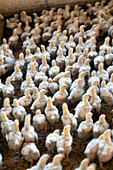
[0,7,113,170]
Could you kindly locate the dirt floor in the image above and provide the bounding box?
[0,7,113,170]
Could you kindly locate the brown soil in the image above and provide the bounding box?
[0,7,113,170]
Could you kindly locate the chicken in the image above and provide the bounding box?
[41,45,50,63]
[39,55,50,72]
[47,40,57,58]
[32,87,39,101]
[44,154,64,170]
[57,125,73,161]
[27,55,38,70]
[61,103,77,131]
[105,47,113,65]
[79,59,91,78]
[66,35,76,50]
[49,60,60,78]
[6,19,17,30]
[77,112,93,139]
[97,129,113,168]
[1,111,14,136]
[84,136,100,160]
[87,80,99,96]
[11,64,23,82]
[21,76,35,93]
[6,119,23,152]
[88,87,101,114]
[99,37,110,53]
[8,29,19,47]
[68,79,84,104]
[25,47,33,62]
[34,67,46,86]
[74,25,86,43]
[74,158,89,170]
[27,154,49,170]
[65,48,76,66]
[97,63,109,82]
[106,73,113,94]
[21,114,38,144]
[34,47,42,65]
[88,46,98,61]
[33,109,47,134]
[100,80,113,105]
[0,98,12,120]
[52,85,68,106]
[31,89,47,113]
[74,93,92,121]
[39,76,49,94]
[59,71,72,89]
[88,70,100,87]
[20,11,32,23]
[94,51,104,69]
[26,38,37,53]
[93,114,109,138]
[15,53,25,71]
[46,129,60,152]
[21,143,40,163]
[12,99,27,122]
[18,88,32,107]
[72,56,83,77]
[48,78,59,95]
[53,66,73,83]
[45,97,59,124]
[2,77,14,98]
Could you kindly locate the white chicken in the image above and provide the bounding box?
[31,89,47,113]
[65,48,76,66]
[32,87,39,101]
[88,87,101,114]
[27,154,49,170]
[97,63,109,82]
[74,158,89,170]
[45,97,60,124]
[2,77,14,98]
[34,67,46,86]
[6,119,23,152]
[44,154,64,170]
[61,103,77,131]
[39,76,49,94]
[1,111,14,136]
[11,64,23,82]
[0,98,12,120]
[49,60,60,78]
[46,129,60,152]
[18,88,32,107]
[33,109,47,134]
[57,125,73,161]
[77,112,93,139]
[21,114,38,144]
[97,129,113,168]
[74,93,92,121]
[100,80,113,105]
[93,114,109,138]
[48,78,59,95]
[21,76,35,93]
[59,71,72,89]
[12,99,27,122]
[70,71,85,91]
[68,79,84,104]
[21,142,40,163]
[52,85,68,106]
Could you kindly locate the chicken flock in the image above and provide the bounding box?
[0,0,113,170]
